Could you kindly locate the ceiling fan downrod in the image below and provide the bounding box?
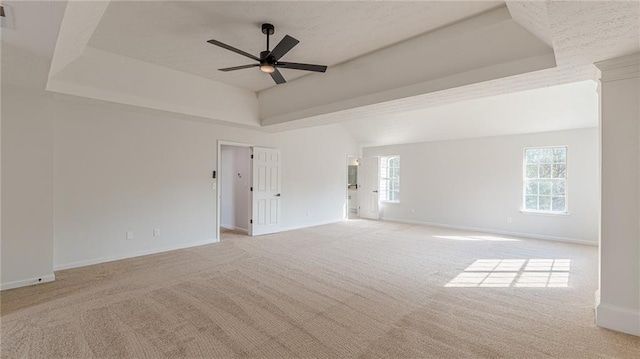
[262,23,275,52]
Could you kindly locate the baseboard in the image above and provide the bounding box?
[596,302,640,336]
[54,238,218,271]
[1,273,56,291]
[381,217,597,246]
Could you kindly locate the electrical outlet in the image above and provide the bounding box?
[411,209,416,214]
[126,231,134,240]
[506,217,513,224]
[153,228,160,237]
[306,210,310,217]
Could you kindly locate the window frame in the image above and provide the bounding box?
[521,146,569,215]
[379,155,400,203]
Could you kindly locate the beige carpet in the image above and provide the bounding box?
[1,220,639,358]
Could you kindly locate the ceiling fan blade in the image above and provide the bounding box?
[218,64,259,72]
[268,35,299,61]
[276,62,327,73]
[270,68,286,84]
[207,39,259,61]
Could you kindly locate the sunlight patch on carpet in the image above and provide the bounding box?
[445,259,571,288]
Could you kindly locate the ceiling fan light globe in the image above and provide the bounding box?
[260,64,275,73]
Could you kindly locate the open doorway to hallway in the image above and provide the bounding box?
[220,145,251,241]
[347,155,361,219]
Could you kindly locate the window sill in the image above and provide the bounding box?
[520,209,570,217]
[381,200,400,204]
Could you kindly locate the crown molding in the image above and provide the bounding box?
[595,53,640,82]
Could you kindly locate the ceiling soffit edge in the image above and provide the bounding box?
[258,6,556,127]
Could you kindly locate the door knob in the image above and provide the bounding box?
[275,193,281,197]
[373,190,378,193]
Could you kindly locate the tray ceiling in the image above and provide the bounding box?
[89,1,502,92]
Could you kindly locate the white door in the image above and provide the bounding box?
[358,157,380,219]
[251,147,281,235]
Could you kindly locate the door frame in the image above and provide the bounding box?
[216,140,253,242]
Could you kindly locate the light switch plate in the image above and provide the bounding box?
[126,231,134,240]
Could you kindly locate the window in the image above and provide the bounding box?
[380,155,400,202]
[523,147,567,213]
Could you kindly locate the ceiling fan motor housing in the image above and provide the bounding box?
[260,50,276,64]
[261,23,275,35]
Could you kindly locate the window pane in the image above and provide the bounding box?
[540,149,552,163]
[553,181,565,195]
[379,156,400,202]
[525,149,538,164]
[380,178,388,201]
[524,147,567,213]
[539,181,551,195]
[552,164,566,178]
[525,181,538,195]
[553,148,567,163]
[552,197,566,212]
[539,196,551,210]
[539,164,551,178]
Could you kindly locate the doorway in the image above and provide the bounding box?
[219,144,251,240]
[347,155,361,219]
[216,141,283,241]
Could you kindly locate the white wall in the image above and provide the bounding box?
[271,128,357,229]
[1,86,55,289]
[50,96,358,270]
[363,128,599,244]
[1,27,358,285]
[220,145,250,231]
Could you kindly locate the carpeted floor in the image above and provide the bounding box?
[1,220,639,358]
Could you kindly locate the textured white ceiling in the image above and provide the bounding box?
[35,0,640,145]
[341,80,598,148]
[547,0,640,66]
[89,0,502,92]
[260,0,638,140]
[261,62,597,133]
[505,1,552,47]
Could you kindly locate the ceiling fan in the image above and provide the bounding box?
[207,23,327,85]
